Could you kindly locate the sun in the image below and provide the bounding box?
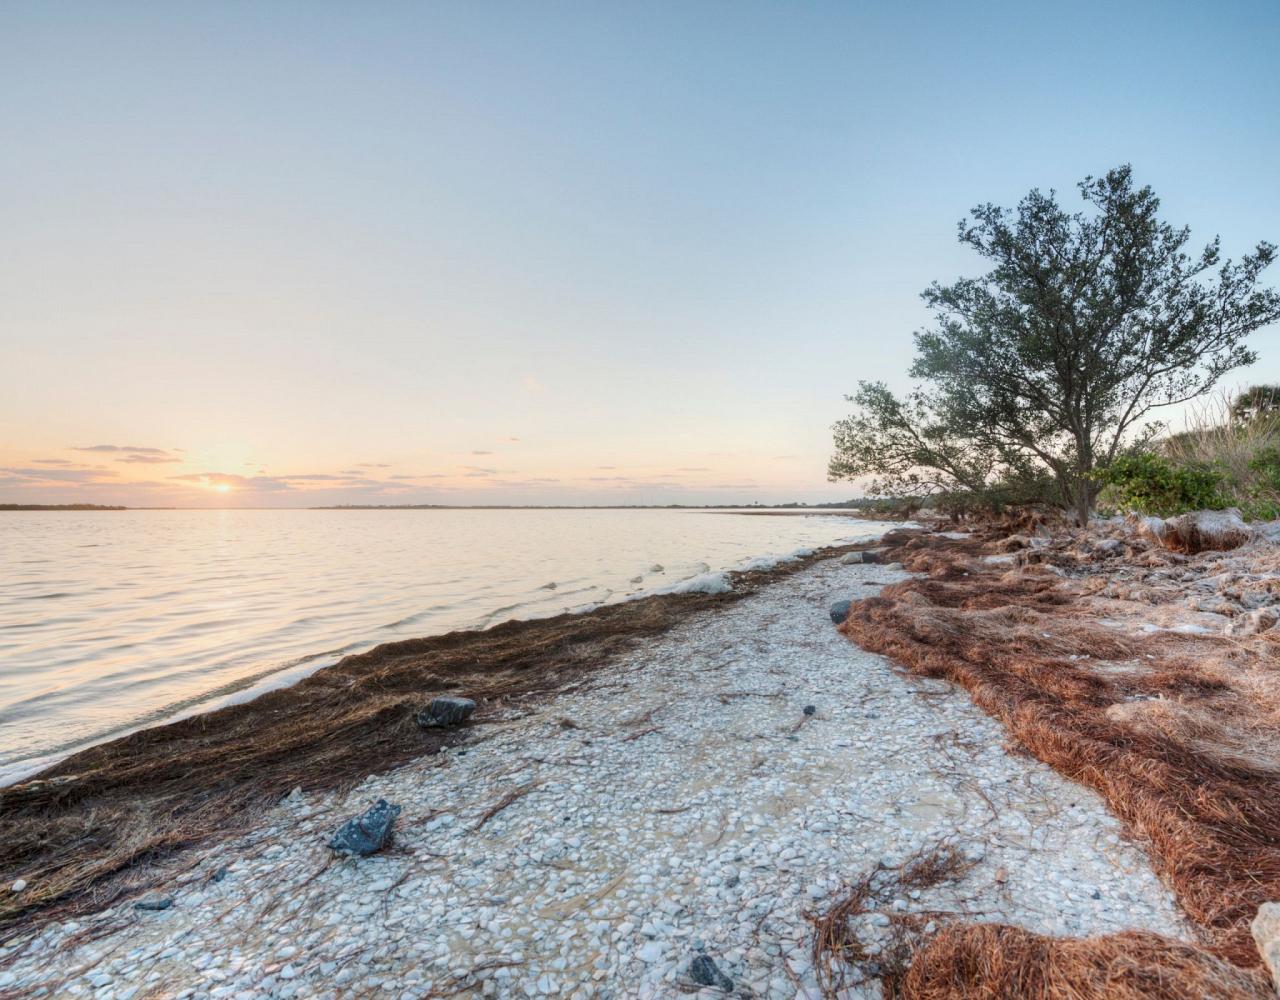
[214,483,232,494]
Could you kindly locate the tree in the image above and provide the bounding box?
[1232,384,1280,423]
[830,165,1280,524]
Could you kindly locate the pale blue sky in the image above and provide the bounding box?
[2,1,1278,506]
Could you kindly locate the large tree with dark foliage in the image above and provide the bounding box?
[830,165,1280,524]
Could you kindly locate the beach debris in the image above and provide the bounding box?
[330,799,401,857]
[803,704,817,716]
[829,599,853,624]
[1253,902,1280,993]
[650,564,664,573]
[688,952,734,990]
[10,879,26,893]
[416,696,477,729]
[133,894,173,911]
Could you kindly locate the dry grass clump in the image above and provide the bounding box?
[1163,393,1279,484]
[900,923,1272,999]
[840,529,1280,970]
[0,542,877,933]
[807,841,976,997]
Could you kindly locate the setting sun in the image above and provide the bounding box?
[214,483,232,493]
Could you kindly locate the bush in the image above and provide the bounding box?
[1096,453,1229,517]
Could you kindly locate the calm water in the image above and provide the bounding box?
[0,509,890,782]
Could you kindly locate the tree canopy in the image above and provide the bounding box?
[830,165,1280,523]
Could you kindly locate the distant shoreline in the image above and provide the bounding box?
[2,502,873,513]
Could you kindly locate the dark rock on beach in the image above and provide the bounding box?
[829,599,852,624]
[416,696,477,729]
[134,895,173,911]
[330,799,401,857]
[689,953,734,990]
[803,704,816,716]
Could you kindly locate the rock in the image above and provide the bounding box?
[416,696,477,728]
[802,705,816,716]
[134,895,173,911]
[829,600,852,624]
[650,564,665,573]
[1148,509,1252,555]
[1252,902,1280,994]
[688,953,733,990]
[1093,538,1125,558]
[1225,608,1279,637]
[10,879,26,893]
[330,799,401,856]
[630,576,643,584]
[540,581,557,590]
[840,551,864,565]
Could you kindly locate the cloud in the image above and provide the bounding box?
[116,454,181,464]
[357,462,391,468]
[471,450,494,456]
[596,465,617,470]
[32,458,74,465]
[676,466,711,472]
[770,454,800,461]
[390,473,446,480]
[72,444,171,455]
[169,472,294,492]
[1,466,119,483]
[505,437,521,442]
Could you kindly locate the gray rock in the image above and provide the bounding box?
[829,600,853,624]
[689,953,733,990]
[330,799,401,856]
[134,895,173,911]
[803,705,816,716]
[416,696,477,728]
[840,551,865,565]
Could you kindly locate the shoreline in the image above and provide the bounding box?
[0,534,899,933]
[1,516,897,790]
[0,533,1192,999]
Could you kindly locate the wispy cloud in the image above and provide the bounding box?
[2,466,119,483]
[116,454,181,464]
[72,444,171,455]
[471,450,493,455]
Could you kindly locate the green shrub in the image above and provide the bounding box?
[1096,453,1229,517]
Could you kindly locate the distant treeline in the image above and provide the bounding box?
[0,504,128,511]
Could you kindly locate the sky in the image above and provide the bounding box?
[2,1,1278,508]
